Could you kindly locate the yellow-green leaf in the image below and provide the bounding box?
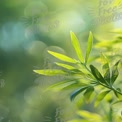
[77,110,102,121]
[70,31,84,63]
[95,90,110,106]
[84,86,94,102]
[46,80,77,91]
[111,60,120,85]
[48,50,77,63]
[33,69,65,76]
[85,31,93,64]
[55,62,75,70]
[100,53,109,65]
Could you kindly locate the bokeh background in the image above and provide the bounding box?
[0,0,122,122]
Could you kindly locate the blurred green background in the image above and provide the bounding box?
[0,0,122,122]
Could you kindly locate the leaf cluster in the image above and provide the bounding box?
[34,31,122,106]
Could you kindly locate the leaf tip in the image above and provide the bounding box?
[89,31,92,34]
[33,70,38,73]
[70,31,74,38]
[89,31,93,36]
[47,50,51,53]
[70,30,73,34]
[70,96,74,101]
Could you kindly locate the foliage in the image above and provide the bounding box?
[34,31,122,121]
[34,31,122,104]
[68,109,122,122]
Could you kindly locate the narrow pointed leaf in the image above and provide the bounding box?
[113,88,122,99]
[67,69,84,75]
[100,53,109,65]
[61,82,81,90]
[90,65,108,85]
[111,60,120,84]
[70,87,88,101]
[55,62,75,70]
[112,100,122,105]
[47,81,77,91]
[33,69,65,76]
[70,31,84,62]
[101,53,110,84]
[48,50,77,63]
[84,86,94,102]
[95,90,110,106]
[47,79,86,91]
[114,91,119,98]
[104,66,111,85]
[85,31,93,64]
[47,80,74,90]
[77,110,102,121]
[102,63,109,75]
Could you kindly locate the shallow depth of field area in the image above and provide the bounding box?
[0,0,122,122]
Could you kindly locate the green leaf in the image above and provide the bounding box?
[77,64,91,74]
[61,82,81,90]
[47,80,74,89]
[77,110,102,121]
[100,53,109,65]
[85,31,93,64]
[55,62,75,70]
[47,79,87,91]
[90,65,108,85]
[70,31,84,63]
[94,40,114,49]
[101,53,110,82]
[104,65,111,85]
[95,90,110,106]
[111,60,120,85]
[48,50,77,63]
[114,91,119,98]
[102,63,109,75]
[67,69,84,75]
[84,86,94,102]
[47,80,78,91]
[70,87,88,101]
[33,69,65,76]
[113,88,122,99]
[112,100,122,105]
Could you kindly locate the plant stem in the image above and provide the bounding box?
[111,86,122,95]
[108,107,113,122]
[83,63,122,96]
